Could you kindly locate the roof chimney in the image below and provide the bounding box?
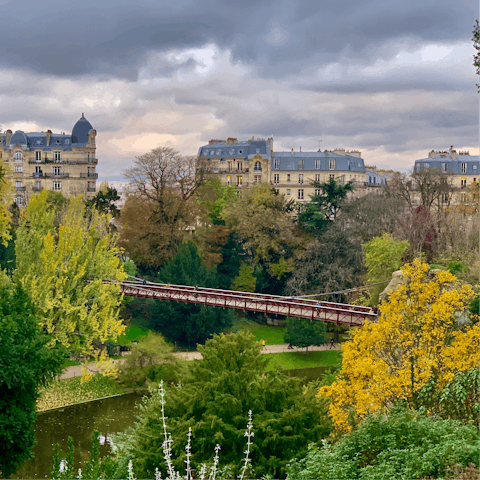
[300,146,302,152]
[5,130,12,146]
[46,130,52,146]
[291,148,294,155]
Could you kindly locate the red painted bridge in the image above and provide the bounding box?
[105,280,376,327]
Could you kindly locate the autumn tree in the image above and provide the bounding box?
[14,190,126,357]
[318,260,476,432]
[119,147,207,268]
[222,183,308,293]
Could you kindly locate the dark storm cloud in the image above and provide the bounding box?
[0,0,475,79]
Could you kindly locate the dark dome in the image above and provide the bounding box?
[72,113,93,144]
[10,130,28,145]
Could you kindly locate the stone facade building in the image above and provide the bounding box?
[0,114,98,206]
[198,138,384,202]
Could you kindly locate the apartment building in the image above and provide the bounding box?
[0,114,98,206]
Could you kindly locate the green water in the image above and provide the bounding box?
[13,393,143,479]
[13,366,334,478]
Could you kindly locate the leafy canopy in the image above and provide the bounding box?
[319,259,476,432]
[14,190,127,355]
[284,317,326,352]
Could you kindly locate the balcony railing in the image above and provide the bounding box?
[87,187,96,193]
[15,186,26,192]
[32,186,43,192]
[34,173,70,178]
[80,172,98,179]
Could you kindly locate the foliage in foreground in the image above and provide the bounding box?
[0,284,63,478]
[284,316,326,351]
[319,259,477,431]
[106,332,332,479]
[286,405,479,480]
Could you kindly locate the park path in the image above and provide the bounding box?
[59,343,341,380]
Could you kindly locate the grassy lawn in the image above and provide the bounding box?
[37,375,126,412]
[113,325,150,345]
[264,350,342,371]
[232,318,286,345]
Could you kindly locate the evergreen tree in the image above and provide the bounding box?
[147,242,234,348]
[284,317,326,352]
[0,284,63,477]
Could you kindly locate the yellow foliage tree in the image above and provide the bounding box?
[14,190,126,359]
[319,259,476,432]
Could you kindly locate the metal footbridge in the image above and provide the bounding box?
[107,280,376,326]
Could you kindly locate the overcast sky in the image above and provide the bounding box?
[1,0,478,182]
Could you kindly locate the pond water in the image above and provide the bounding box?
[13,366,335,478]
[13,393,144,479]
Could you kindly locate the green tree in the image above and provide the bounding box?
[0,284,63,478]
[108,332,332,479]
[286,405,479,480]
[284,317,326,352]
[14,190,127,356]
[117,332,185,389]
[298,177,354,234]
[147,242,234,348]
[363,233,410,304]
[85,182,121,217]
[231,263,256,292]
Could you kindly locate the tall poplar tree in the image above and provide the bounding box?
[14,190,126,355]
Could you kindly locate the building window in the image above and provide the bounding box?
[226,175,231,185]
[237,162,243,171]
[228,161,232,172]
[461,178,467,188]
[473,165,477,170]
[287,174,291,182]
[424,163,429,168]
[35,151,42,162]
[15,196,24,206]
[315,174,320,182]
[54,152,62,163]
[15,165,23,173]
[315,159,320,169]
[254,175,261,185]
[329,174,335,180]
[441,193,449,204]
[53,166,62,176]
[14,152,23,162]
[298,189,304,200]
[35,181,42,189]
[237,176,243,187]
[274,159,280,169]
[314,189,321,195]
[298,174,304,184]
[298,159,304,170]
[286,189,291,196]
[329,159,335,170]
[274,174,279,184]
[15,181,23,189]
[254,161,262,171]
[53,181,61,191]
[461,194,467,203]
[461,163,467,173]
[441,162,447,173]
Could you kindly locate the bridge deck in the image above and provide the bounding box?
[109,281,376,326]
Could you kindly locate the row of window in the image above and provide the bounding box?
[14,166,95,176]
[273,159,337,170]
[10,152,95,163]
[272,173,337,184]
[420,162,476,174]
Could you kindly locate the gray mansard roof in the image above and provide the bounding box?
[1,115,94,151]
[198,139,271,161]
[415,156,480,175]
[272,151,365,172]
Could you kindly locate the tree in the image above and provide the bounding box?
[284,317,326,352]
[298,177,354,234]
[363,233,409,304]
[231,263,256,292]
[120,147,207,268]
[286,405,479,480]
[14,190,127,355]
[0,160,13,247]
[318,260,476,432]
[117,332,185,389]
[0,283,63,478]
[108,332,332,479]
[85,182,120,217]
[286,226,365,304]
[146,242,235,348]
